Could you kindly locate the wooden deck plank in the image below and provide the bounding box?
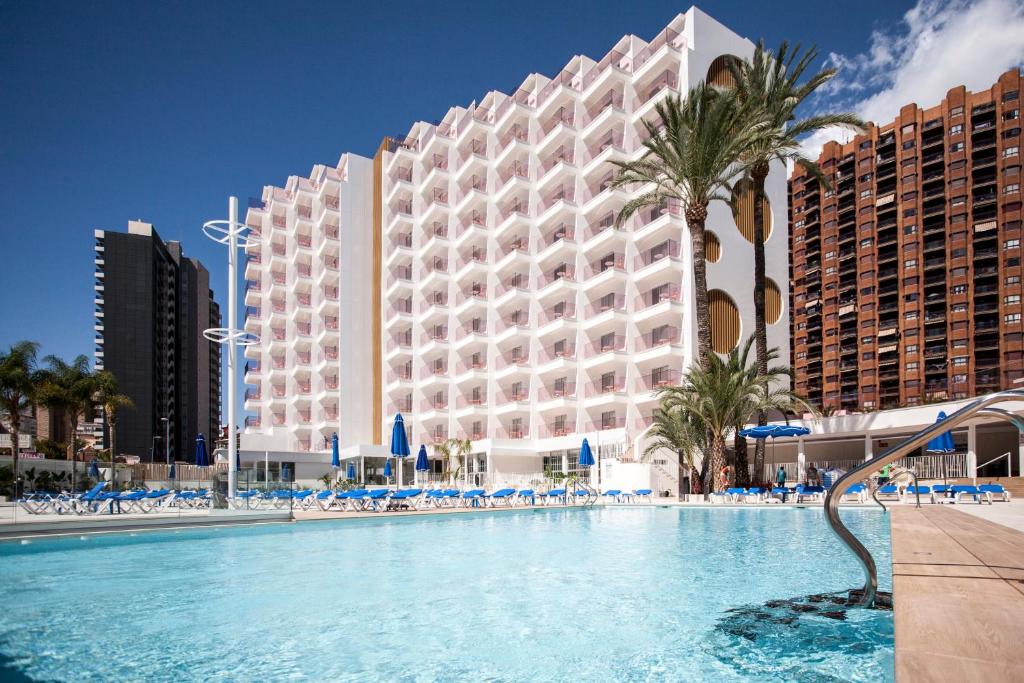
[890,506,1024,682]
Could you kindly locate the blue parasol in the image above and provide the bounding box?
[346,461,356,481]
[390,414,411,457]
[738,424,811,483]
[88,458,100,479]
[383,458,392,479]
[282,463,290,482]
[331,432,340,469]
[195,434,209,467]
[925,411,955,453]
[415,444,429,472]
[578,438,595,467]
[168,461,176,480]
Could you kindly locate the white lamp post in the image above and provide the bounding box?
[202,196,260,501]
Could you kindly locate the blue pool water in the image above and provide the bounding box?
[0,507,892,681]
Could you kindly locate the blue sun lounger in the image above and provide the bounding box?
[460,489,486,507]
[743,487,765,503]
[979,484,1011,501]
[904,485,934,504]
[840,483,867,503]
[951,485,992,504]
[602,490,622,503]
[514,489,536,506]
[363,489,393,511]
[483,488,516,506]
[634,489,653,502]
[876,484,901,501]
[539,488,567,505]
[388,488,424,510]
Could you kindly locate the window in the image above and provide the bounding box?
[904,258,917,268]
[1004,127,1021,139]
[1005,294,1021,305]
[949,105,963,117]
[950,284,967,295]
[949,124,963,135]
[952,356,968,366]
[951,247,966,259]
[861,335,874,344]
[951,196,966,206]
[950,141,964,152]
[860,189,872,198]
[1007,275,1021,285]
[951,267,967,277]
[1006,109,1021,121]
[1005,239,1020,250]
[1006,313,1022,324]
[904,225,917,235]
[1005,146,1020,158]
[952,338,968,348]
[1005,90,1020,102]
[952,374,968,384]
[1006,184,1021,194]
[903,140,916,150]
[951,303,968,313]
[906,344,918,354]
[862,351,875,360]
[904,310,918,320]
[906,362,918,371]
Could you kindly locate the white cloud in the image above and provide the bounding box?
[802,0,1024,157]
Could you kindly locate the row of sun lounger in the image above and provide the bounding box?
[707,482,1012,505]
[16,483,212,515]
[229,487,657,511]
[710,485,828,504]
[874,483,1011,505]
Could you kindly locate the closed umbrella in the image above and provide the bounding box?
[331,432,340,469]
[926,411,956,487]
[415,444,429,486]
[168,461,176,481]
[383,458,392,484]
[346,461,356,481]
[88,458,100,480]
[282,463,290,483]
[195,434,209,468]
[390,414,411,488]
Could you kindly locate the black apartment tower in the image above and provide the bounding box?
[93,221,221,462]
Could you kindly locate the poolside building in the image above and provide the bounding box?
[789,69,1024,413]
[238,7,789,489]
[93,221,222,462]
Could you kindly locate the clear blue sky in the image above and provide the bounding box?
[0,0,915,421]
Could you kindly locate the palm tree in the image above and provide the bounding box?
[658,335,813,492]
[35,355,97,490]
[725,42,865,473]
[434,437,472,486]
[642,404,706,495]
[93,370,133,490]
[611,83,762,367]
[0,341,40,495]
[723,335,795,486]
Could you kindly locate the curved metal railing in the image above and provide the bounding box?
[869,468,920,512]
[824,389,1024,607]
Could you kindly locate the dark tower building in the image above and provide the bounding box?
[789,70,1023,412]
[93,221,221,461]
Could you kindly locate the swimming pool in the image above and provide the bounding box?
[0,507,892,681]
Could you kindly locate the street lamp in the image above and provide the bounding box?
[160,417,170,466]
[202,197,260,501]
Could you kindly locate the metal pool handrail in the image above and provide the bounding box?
[869,468,920,512]
[823,389,1024,607]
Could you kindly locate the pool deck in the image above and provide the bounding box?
[890,505,1024,682]
[0,507,290,539]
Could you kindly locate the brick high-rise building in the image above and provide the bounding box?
[790,69,1023,412]
[93,221,222,461]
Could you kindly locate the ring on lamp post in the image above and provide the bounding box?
[202,220,261,248]
[203,328,261,346]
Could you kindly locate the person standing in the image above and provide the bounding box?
[775,465,787,488]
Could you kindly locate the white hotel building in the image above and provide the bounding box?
[240,7,790,491]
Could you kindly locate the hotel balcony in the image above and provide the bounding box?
[536,223,576,261]
[495,309,530,343]
[536,338,577,374]
[583,415,627,433]
[579,89,625,140]
[386,364,413,391]
[583,334,627,369]
[494,347,531,379]
[385,331,413,360]
[494,386,531,416]
[580,129,627,175]
[633,285,683,323]
[537,381,577,413]
[494,198,530,239]
[494,423,530,440]
[635,368,683,401]
[633,239,682,284]
[536,184,577,225]
[454,393,488,416]
[454,174,487,215]
[494,235,530,271]
[455,138,487,180]
[419,360,450,389]
[634,69,679,122]
[495,158,530,202]
[419,396,449,423]
[536,265,577,296]
[454,247,488,280]
[454,356,488,381]
[632,199,682,242]
[456,210,489,245]
[453,318,488,348]
[583,293,626,328]
[496,120,530,162]
[537,418,578,439]
[420,325,449,355]
[583,252,627,290]
[455,284,488,314]
[634,325,683,363]
[537,302,577,337]
[537,106,576,155]
[537,146,576,190]
[385,298,414,328]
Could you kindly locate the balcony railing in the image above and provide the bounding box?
[539,267,576,287]
[637,327,681,350]
[456,359,487,374]
[585,335,626,357]
[539,421,577,438]
[538,341,576,363]
[585,417,627,431]
[456,286,488,305]
[420,397,449,412]
[539,303,576,325]
[584,294,626,317]
[540,107,575,136]
[585,376,627,397]
[637,369,682,391]
[495,351,530,370]
[636,286,681,310]
[540,224,575,249]
[635,240,681,269]
[584,253,626,279]
[421,327,449,344]
[497,237,529,259]
[538,382,577,401]
[495,427,528,440]
[420,363,449,379]
[456,395,487,409]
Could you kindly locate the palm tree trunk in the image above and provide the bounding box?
[735,433,749,487]
[67,410,78,491]
[751,166,770,481]
[706,437,726,493]
[109,412,117,491]
[10,417,20,498]
[685,204,712,369]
